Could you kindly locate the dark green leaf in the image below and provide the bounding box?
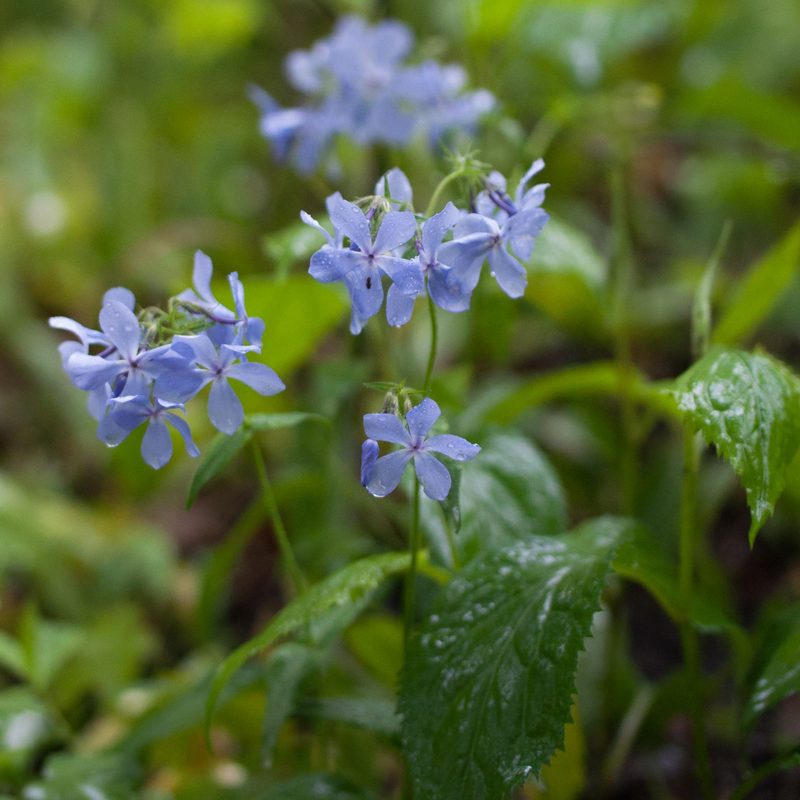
[713,221,800,346]
[400,517,633,800]
[0,688,61,780]
[206,551,411,734]
[746,619,800,724]
[669,349,800,544]
[186,427,252,508]
[421,433,566,565]
[246,411,327,431]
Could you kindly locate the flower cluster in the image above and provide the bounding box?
[303,161,550,334]
[50,252,284,468]
[250,16,494,173]
[361,397,480,501]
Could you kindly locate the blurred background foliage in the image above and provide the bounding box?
[1,0,800,796]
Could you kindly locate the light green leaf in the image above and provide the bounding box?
[713,221,800,346]
[525,216,607,337]
[21,753,138,800]
[344,614,403,688]
[669,349,800,544]
[186,427,252,508]
[264,218,331,280]
[0,633,26,680]
[0,688,61,779]
[242,276,348,376]
[422,433,566,565]
[746,621,800,724]
[400,517,634,800]
[19,607,83,692]
[246,411,328,431]
[206,551,411,734]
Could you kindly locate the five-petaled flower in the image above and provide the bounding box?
[361,397,480,501]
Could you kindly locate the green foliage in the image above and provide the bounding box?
[421,433,566,565]
[746,617,800,724]
[20,753,139,800]
[206,552,412,732]
[0,689,62,783]
[669,349,800,543]
[400,518,634,800]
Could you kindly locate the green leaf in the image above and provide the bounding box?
[344,614,404,687]
[246,411,328,431]
[669,349,800,544]
[264,218,330,280]
[746,620,800,724]
[186,427,252,508]
[205,551,411,734]
[713,221,800,346]
[692,221,732,359]
[400,517,634,800]
[525,215,607,337]
[0,632,26,680]
[421,433,566,565]
[0,688,61,780]
[19,607,83,692]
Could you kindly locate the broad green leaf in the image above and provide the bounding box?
[21,753,139,800]
[530,706,585,800]
[669,349,800,544]
[297,697,400,738]
[19,607,84,692]
[246,411,327,431]
[422,433,566,565]
[713,221,800,346]
[261,643,321,767]
[241,276,348,376]
[746,620,800,724]
[525,215,607,337]
[206,551,411,733]
[400,517,633,800]
[186,427,252,508]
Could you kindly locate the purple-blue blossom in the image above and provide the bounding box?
[360,398,480,501]
[251,16,494,173]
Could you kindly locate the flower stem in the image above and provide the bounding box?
[425,167,466,217]
[403,477,422,651]
[679,428,714,799]
[250,439,307,596]
[422,291,439,396]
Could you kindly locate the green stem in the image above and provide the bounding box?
[250,439,307,596]
[425,168,466,217]
[679,428,714,799]
[422,292,439,396]
[403,477,422,652]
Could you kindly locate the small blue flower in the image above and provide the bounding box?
[361,397,480,501]
[97,396,199,470]
[157,333,285,435]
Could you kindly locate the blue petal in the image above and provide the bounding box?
[386,284,416,327]
[309,247,358,283]
[406,398,440,440]
[164,413,200,458]
[366,450,412,497]
[102,287,135,310]
[226,362,285,396]
[414,452,452,501]
[363,413,410,445]
[66,353,125,391]
[373,210,416,255]
[142,419,173,469]
[453,213,498,238]
[208,378,244,435]
[503,208,549,262]
[421,202,461,259]
[375,168,413,206]
[154,368,207,404]
[328,192,372,253]
[424,434,481,461]
[377,257,422,294]
[488,247,527,298]
[301,210,334,247]
[344,263,384,321]
[99,301,141,360]
[360,438,380,486]
[428,266,473,313]
[193,250,215,304]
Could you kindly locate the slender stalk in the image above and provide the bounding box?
[250,439,307,596]
[679,428,714,799]
[422,292,439,396]
[403,477,422,651]
[425,168,466,217]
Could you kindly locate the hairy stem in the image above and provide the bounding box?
[425,167,466,217]
[679,428,714,799]
[404,477,422,651]
[422,291,439,396]
[250,439,307,596]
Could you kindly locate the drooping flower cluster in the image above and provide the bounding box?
[361,397,480,501]
[303,161,550,333]
[50,252,285,468]
[250,16,494,173]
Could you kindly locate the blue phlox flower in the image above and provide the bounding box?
[307,192,421,332]
[361,397,480,501]
[156,333,285,435]
[228,271,265,351]
[97,395,199,470]
[474,159,550,222]
[374,168,413,209]
[64,300,174,399]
